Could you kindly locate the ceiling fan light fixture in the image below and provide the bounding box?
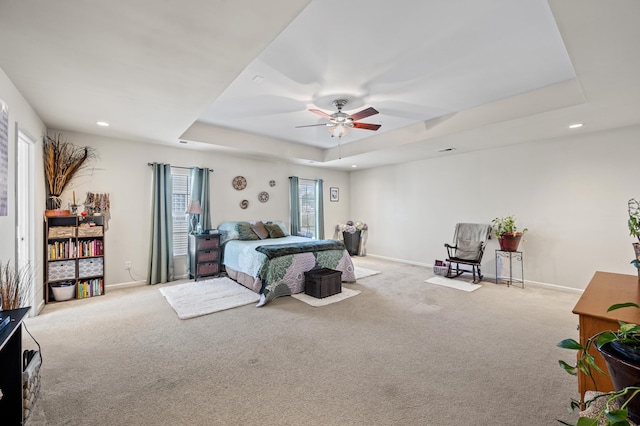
[329,124,350,138]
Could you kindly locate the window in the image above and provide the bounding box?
[298,178,316,238]
[171,168,191,256]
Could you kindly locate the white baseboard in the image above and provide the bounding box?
[365,253,584,294]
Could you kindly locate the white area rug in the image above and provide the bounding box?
[425,276,482,292]
[291,287,361,307]
[354,266,381,280]
[159,277,260,319]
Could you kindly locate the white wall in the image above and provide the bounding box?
[54,131,351,286]
[350,125,640,291]
[0,67,47,309]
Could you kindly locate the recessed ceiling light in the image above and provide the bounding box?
[569,123,583,129]
[351,165,357,168]
[96,121,110,127]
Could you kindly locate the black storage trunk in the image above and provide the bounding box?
[304,268,342,298]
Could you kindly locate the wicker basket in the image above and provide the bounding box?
[433,260,450,276]
[77,226,103,237]
[49,226,75,238]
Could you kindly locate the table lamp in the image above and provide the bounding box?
[186,200,203,234]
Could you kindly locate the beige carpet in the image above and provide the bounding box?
[23,256,583,425]
[159,276,260,319]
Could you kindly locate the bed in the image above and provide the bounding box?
[218,221,356,306]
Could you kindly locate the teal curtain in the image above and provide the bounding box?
[316,179,324,239]
[189,167,211,232]
[147,163,174,285]
[289,176,300,236]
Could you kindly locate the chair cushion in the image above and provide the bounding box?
[455,240,483,261]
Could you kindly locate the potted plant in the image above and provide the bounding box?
[628,199,640,278]
[43,133,96,213]
[0,260,31,310]
[558,302,640,425]
[491,215,528,251]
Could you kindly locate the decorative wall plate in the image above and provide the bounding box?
[232,176,247,190]
[240,200,249,209]
[258,191,269,203]
[269,180,276,187]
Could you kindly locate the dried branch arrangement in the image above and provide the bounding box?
[43,134,96,210]
[0,260,31,310]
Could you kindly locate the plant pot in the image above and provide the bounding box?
[598,341,640,424]
[498,233,522,252]
[343,231,361,256]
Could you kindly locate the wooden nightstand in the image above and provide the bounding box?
[188,233,221,281]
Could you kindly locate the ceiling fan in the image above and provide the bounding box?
[295,99,381,137]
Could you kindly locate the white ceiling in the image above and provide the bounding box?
[1,1,639,171]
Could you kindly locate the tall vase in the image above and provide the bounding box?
[343,231,361,256]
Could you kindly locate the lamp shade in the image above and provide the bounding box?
[186,200,203,215]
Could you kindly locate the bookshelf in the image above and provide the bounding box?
[44,214,105,303]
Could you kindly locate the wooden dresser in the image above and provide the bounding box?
[573,271,640,398]
[188,233,221,281]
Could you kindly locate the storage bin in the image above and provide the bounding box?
[197,262,219,276]
[77,226,103,237]
[49,226,75,238]
[433,260,450,276]
[48,260,76,281]
[78,257,104,278]
[197,236,219,250]
[196,250,219,263]
[51,282,75,301]
[304,268,342,298]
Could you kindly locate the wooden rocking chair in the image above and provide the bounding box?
[444,223,492,283]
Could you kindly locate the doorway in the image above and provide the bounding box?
[16,128,37,312]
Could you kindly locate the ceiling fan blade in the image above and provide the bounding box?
[349,107,379,121]
[309,109,333,120]
[353,122,381,131]
[295,123,328,128]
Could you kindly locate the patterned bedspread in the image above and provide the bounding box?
[222,236,356,306]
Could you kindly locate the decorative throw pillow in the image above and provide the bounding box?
[251,221,270,240]
[264,223,286,238]
[455,240,483,260]
[237,222,259,240]
[266,221,289,236]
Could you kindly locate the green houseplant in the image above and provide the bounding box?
[558,302,640,425]
[491,215,528,252]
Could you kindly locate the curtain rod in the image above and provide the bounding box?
[147,163,213,172]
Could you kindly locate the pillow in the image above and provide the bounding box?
[251,221,270,240]
[264,223,286,238]
[217,221,241,245]
[455,240,483,260]
[266,220,289,236]
[237,222,259,240]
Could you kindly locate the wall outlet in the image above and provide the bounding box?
[125,261,132,270]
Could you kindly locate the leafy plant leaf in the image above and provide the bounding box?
[558,338,583,350]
